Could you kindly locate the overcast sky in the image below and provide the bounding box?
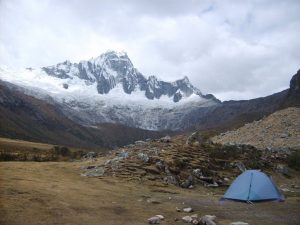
[0,0,299,100]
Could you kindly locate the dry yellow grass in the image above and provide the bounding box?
[0,137,54,151]
[0,161,300,225]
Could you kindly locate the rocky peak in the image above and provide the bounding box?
[40,51,217,102]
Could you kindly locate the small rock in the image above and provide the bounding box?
[85,165,96,169]
[82,167,105,177]
[183,207,193,213]
[155,215,164,220]
[192,219,199,225]
[182,216,193,223]
[191,214,198,219]
[280,133,289,138]
[181,176,194,188]
[236,162,246,172]
[281,188,290,192]
[176,207,181,212]
[83,151,97,159]
[276,164,289,176]
[160,135,171,143]
[230,222,249,225]
[147,198,161,204]
[200,215,217,225]
[119,151,129,159]
[135,140,146,145]
[138,153,150,163]
[148,216,160,224]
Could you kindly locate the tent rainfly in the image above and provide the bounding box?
[221,170,284,202]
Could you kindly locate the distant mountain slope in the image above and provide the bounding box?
[0,81,164,149]
[189,69,300,132]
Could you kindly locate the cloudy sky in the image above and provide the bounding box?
[0,0,299,100]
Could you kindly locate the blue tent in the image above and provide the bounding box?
[222,170,284,202]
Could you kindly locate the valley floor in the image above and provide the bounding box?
[0,161,300,225]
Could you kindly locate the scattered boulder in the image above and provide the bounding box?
[155,215,164,220]
[193,169,203,178]
[161,136,171,143]
[164,175,179,185]
[191,214,198,220]
[230,222,249,225]
[182,216,193,223]
[118,151,129,159]
[183,207,193,213]
[83,152,97,159]
[236,162,246,172]
[186,132,200,145]
[148,216,161,224]
[200,215,217,225]
[146,198,161,204]
[181,176,194,188]
[138,153,150,163]
[82,167,105,177]
[276,164,289,176]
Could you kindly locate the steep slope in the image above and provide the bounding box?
[212,107,300,150]
[0,81,165,149]
[187,69,300,132]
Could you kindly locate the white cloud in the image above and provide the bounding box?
[0,0,299,100]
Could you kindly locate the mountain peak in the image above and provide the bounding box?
[39,51,217,103]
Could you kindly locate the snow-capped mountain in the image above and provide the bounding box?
[41,51,207,102]
[0,51,220,130]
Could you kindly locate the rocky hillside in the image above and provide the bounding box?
[81,134,296,189]
[211,107,300,150]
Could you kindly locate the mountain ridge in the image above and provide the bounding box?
[0,51,220,130]
[40,50,216,103]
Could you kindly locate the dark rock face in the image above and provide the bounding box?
[41,51,210,102]
[289,69,300,95]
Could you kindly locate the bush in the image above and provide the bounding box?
[52,146,71,156]
[0,152,17,161]
[287,152,300,170]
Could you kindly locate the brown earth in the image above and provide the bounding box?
[0,161,300,225]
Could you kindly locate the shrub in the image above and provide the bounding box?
[287,152,300,170]
[0,152,17,161]
[52,146,71,156]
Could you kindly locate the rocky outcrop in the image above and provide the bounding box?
[212,107,300,150]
